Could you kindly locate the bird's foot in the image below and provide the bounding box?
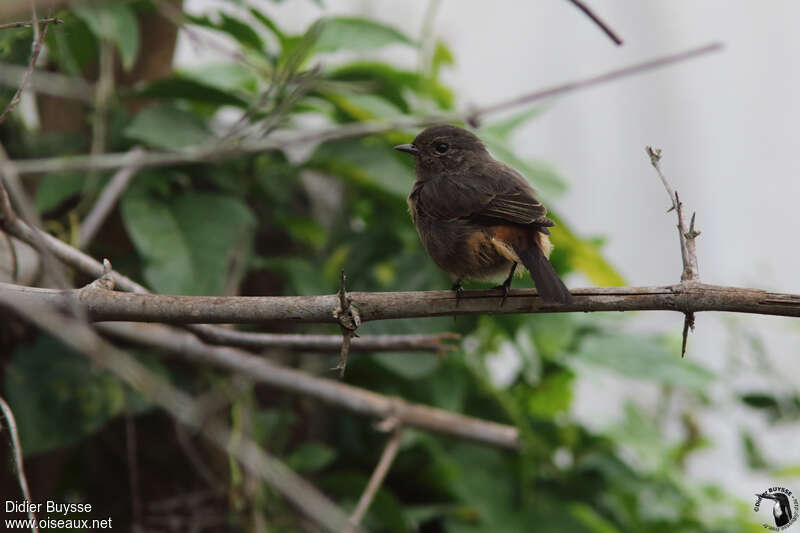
[492,280,512,307]
[452,280,464,308]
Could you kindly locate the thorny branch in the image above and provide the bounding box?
[334,270,361,377]
[4,281,800,323]
[647,146,701,356]
[4,43,722,176]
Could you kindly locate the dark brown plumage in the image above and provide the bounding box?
[395,124,572,304]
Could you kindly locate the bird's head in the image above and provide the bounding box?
[759,492,791,507]
[394,124,488,176]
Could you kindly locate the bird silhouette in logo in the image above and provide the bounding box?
[758,492,793,527]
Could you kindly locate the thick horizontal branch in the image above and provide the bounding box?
[3,282,800,323]
[97,322,520,450]
[0,213,455,353]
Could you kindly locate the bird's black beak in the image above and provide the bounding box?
[394,144,418,155]
[758,493,776,500]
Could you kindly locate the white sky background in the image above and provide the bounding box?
[180,0,800,497]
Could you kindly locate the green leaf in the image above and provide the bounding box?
[431,40,454,77]
[568,333,715,391]
[325,92,405,121]
[186,12,266,54]
[771,464,800,478]
[742,431,769,469]
[257,257,334,296]
[528,314,579,360]
[35,171,86,212]
[569,503,622,533]
[288,441,337,473]
[606,403,672,473]
[312,17,415,53]
[181,63,259,93]
[373,352,440,379]
[48,16,97,75]
[219,12,265,51]
[740,393,779,409]
[74,3,139,70]
[121,187,255,295]
[124,104,210,150]
[249,8,286,45]
[327,61,453,112]
[524,370,573,418]
[134,76,252,107]
[549,215,625,286]
[5,336,126,455]
[483,107,547,141]
[307,136,414,198]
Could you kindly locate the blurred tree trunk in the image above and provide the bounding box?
[40,0,182,134]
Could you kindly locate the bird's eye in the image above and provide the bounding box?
[434,142,449,154]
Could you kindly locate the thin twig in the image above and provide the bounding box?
[175,423,228,492]
[647,146,701,357]
[126,414,143,533]
[350,423,404,527]
[79,147,145,249]
[0,16,61,30]
[646,147,700,281]
[6,43,723,175]
[565,0,622,45]
[28,0,39,41]
[0,18,51,125]
[0,396,38,533]
[190,327,459,353]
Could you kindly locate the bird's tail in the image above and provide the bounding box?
[516,235,572,304]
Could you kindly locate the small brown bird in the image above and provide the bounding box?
[395,125,572,304]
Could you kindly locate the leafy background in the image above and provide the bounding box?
[0,1,798,531]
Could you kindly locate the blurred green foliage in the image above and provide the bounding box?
[0,2,789,531]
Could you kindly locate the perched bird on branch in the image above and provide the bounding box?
[395,125,572,304]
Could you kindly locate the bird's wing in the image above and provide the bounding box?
[416,161,552,226]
